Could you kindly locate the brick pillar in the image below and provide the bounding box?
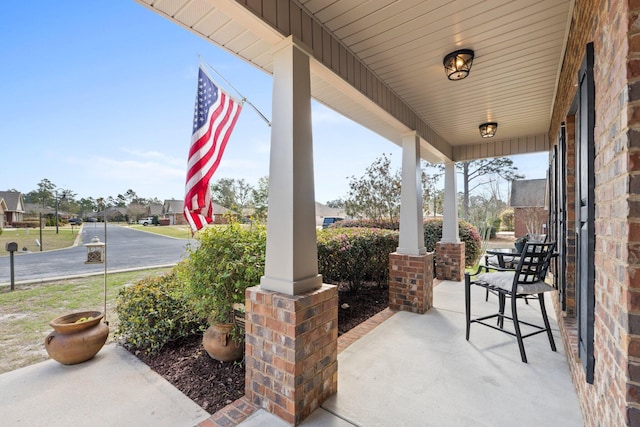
[389,252,433,313]
[435,242,465,281]
[245,284,338,425]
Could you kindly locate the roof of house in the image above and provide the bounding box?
[315,202,346,218]
[511,179,547,207]
[149,203,163,216]
[163,199,183,214]
[0,191,24,212]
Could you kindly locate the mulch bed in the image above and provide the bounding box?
[133,283,388,414]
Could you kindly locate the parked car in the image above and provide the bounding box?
[68,217,82,225]
[322,217,344,229]
[138,216,155,226]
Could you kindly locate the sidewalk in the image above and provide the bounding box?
[0,344,209,427]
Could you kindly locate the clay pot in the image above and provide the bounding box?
[45,311,109,365]
[202,323,243,362]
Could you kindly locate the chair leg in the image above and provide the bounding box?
[465,275,471,340]
[511,295,528,363]
[498,294,505,329]
[485,288,489,301]
[538,293,557,352]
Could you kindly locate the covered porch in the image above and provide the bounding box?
[232,279,583,426]
[134,0,636,426]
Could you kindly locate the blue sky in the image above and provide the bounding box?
[1,1,548,204]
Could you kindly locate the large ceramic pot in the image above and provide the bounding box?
[202,323,243,362]
[45,311,109,365]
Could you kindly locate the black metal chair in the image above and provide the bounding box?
[465,241,557,363]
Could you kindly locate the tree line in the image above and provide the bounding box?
[13,154,522,228]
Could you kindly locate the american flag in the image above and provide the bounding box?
[184,65,242,233]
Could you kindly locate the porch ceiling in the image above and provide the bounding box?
[135,0,573,162]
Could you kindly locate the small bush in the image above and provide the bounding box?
[317,227,398,291]
[499,208,514,231]
[179,223,266,324]
[116,272,205,355]
[423,218,481,266]
[10,221,39,228]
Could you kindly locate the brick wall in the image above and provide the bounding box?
[388,252,433,314]
[434,242,465,282]
[548,0,640,425]
[244,284,338,425]
[513,207,548,238]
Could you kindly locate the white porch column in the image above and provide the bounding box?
[260,38,322,296]
[397,132,426,255]
[442,160,460,243]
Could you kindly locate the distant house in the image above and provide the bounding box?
[510,179,547,238]
[0,197,7,228]
[163,199,185,225]
[164,199,239,225]
[0,191,25,224]
[148,202,163,217]
[315,202,346,227]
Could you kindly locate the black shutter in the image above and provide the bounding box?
[576,42,595,384]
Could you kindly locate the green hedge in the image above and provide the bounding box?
[317,227,398,291]
[115,272,205,355]
[333,217,482,267]
[423,218,481,266]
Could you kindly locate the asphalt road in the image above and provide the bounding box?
[0,223,192,285]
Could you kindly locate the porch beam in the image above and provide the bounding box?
[453,134,549,161]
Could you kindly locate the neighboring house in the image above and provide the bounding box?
[211,202,235,224]
[147,202,163,217]
[510,179,547,238]
[0,197,7,229]
[0,191,25,224]
[315,202,346,227]
[163,199,185,225]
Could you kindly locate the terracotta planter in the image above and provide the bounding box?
[45,311,109,365]
[202,323,243,362]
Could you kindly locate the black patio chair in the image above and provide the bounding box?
[465,241,557,363]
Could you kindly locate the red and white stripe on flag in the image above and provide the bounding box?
[184,65,242,233]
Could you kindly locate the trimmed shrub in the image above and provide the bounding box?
[317,227,398,291]
[334,217,481,267]
[115,272,205,355]
[10,221,39,228]
[423,218,482,266]
[499,208,514,231]
[178,223,266,324]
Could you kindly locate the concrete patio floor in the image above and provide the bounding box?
[0,279,584,426]
[244,280,584,426]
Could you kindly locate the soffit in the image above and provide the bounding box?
[135,0,573,160]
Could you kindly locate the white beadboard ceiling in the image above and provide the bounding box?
[135,0,573,161]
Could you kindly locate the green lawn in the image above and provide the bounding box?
[0,267,171,374]
[128,224,193,239]
[0,227,78,254]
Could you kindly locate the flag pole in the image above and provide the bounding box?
[200,57,271,127]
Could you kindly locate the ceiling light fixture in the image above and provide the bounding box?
[479,122,498,138]
[443,49,474,80]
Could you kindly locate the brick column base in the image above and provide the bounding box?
[389,252,433,314]
[245,284,338,425]
[435,242,465,281]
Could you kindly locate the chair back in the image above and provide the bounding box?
[513,242,556,288]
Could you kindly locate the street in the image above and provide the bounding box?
[0,224,192,285]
